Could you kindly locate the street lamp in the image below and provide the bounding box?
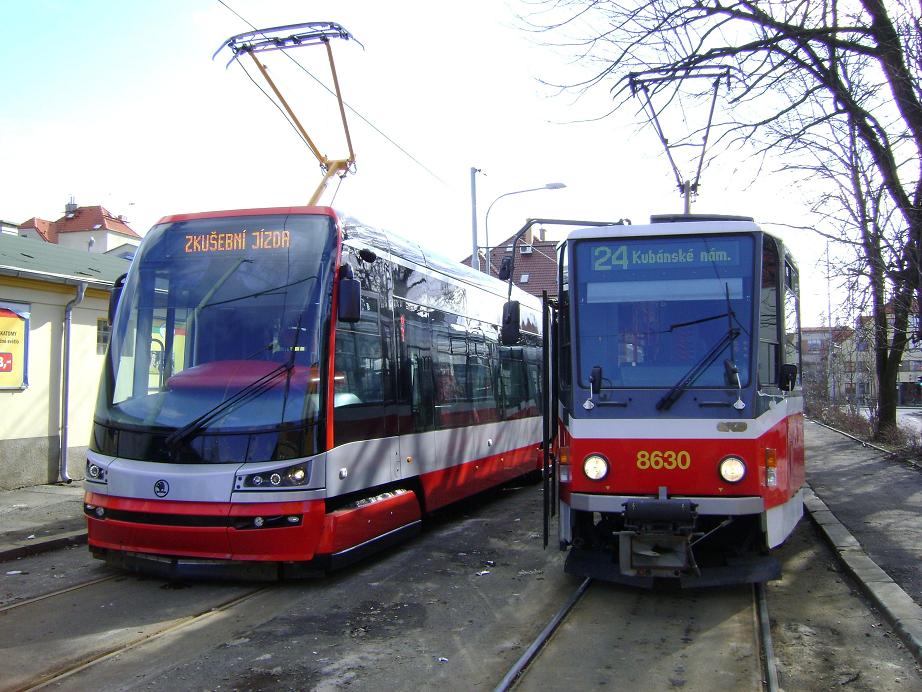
[483,182,566,275]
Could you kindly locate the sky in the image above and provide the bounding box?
[0,0,835,325]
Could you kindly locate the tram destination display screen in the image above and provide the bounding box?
[585,237,744,274]
[578,236,749,304]
[573,234,755,389]
[183,228,291,254]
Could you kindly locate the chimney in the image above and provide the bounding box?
[64,196,78,218]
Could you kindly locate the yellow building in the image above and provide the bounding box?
[0,234,129,489]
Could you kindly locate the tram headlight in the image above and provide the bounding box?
[239,462,310,490]
[85,461,107,483]
[583,454,609,481]
[718,456,747,484]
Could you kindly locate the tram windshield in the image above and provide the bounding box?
[573,234,754,390]
[94,213,337,462]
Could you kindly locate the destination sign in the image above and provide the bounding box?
[583,238,745,273]
[184,229,291,254]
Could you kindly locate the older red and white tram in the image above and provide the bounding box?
[85,206,543,578]
[506,214,804,587]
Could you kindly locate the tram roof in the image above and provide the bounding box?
[340,215,542,309]
[565,217,762,242]
[153,206,541,309]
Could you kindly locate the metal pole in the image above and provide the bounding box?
[470,167,480,272]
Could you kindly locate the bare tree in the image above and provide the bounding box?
[789,118,912,433]
[525,0,921,437]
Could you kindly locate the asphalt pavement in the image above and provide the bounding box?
[0,482,85,561]
[0,419,920,662]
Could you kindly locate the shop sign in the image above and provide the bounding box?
[0,302,29,389]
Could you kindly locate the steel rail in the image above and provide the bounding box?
[755,582,780,692]
[18,585,271,691]
[0,574,119,614]
[493,577,592,692]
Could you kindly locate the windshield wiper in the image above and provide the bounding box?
[656,328,740,411]
[666,312,728,332]
[164,360,294,453]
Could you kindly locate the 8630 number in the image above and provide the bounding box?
[636,450,691,470]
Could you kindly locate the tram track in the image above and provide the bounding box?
[494,577,593,691]
[0,569,275,692]
[17,585,271,692]
[0,574,120,614]
[498,578,780,691]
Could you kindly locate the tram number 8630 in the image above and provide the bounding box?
[636,450,691,470]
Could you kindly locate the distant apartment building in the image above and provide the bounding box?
[801,311,922,407]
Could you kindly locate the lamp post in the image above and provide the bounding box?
[470,167,482,272]
[483,182,566,275]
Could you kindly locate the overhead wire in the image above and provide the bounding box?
[215,0,448,186]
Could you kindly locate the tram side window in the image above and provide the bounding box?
[334,323,386,406]
[397,300,435,433]
[759,238,780,388]
[469,353,499,424]
[784,261,801,380]
[527,356,543,416]
[500,349,530,419]
[558,287,573,410]
[432,313,471,429]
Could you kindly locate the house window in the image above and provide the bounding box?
[97,319,111,355]
[520,273,530,283]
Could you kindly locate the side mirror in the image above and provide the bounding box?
[108,273,127,325]
[337,265,361,323]
[498,256,513,281]
[500,300,521,345]
[724,359,741,388]
[590,366,602,394]
[779,363,798,391]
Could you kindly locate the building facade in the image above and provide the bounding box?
[0,235,129,488]
[801,316,922,409]
[463,226,559,300]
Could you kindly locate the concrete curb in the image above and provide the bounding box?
[804,484,922,664]
[0,529,87,563]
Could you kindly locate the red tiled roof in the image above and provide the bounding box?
[18,205,141,242]
[462,231,559,299]
[18,217,56,242]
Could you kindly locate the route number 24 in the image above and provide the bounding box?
[593,245,628,270]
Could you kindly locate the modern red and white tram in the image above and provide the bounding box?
[505,214,804,587]
[84,206,544,578]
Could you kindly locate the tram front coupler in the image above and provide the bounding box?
[618,495,699,578]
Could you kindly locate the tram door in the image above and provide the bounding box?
[392,265,436,484]
[333,250,400,486]
[377,256,401,481]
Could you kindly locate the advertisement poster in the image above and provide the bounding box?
[0,302,29,389]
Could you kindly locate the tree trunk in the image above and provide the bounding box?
[877,357,899,437]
